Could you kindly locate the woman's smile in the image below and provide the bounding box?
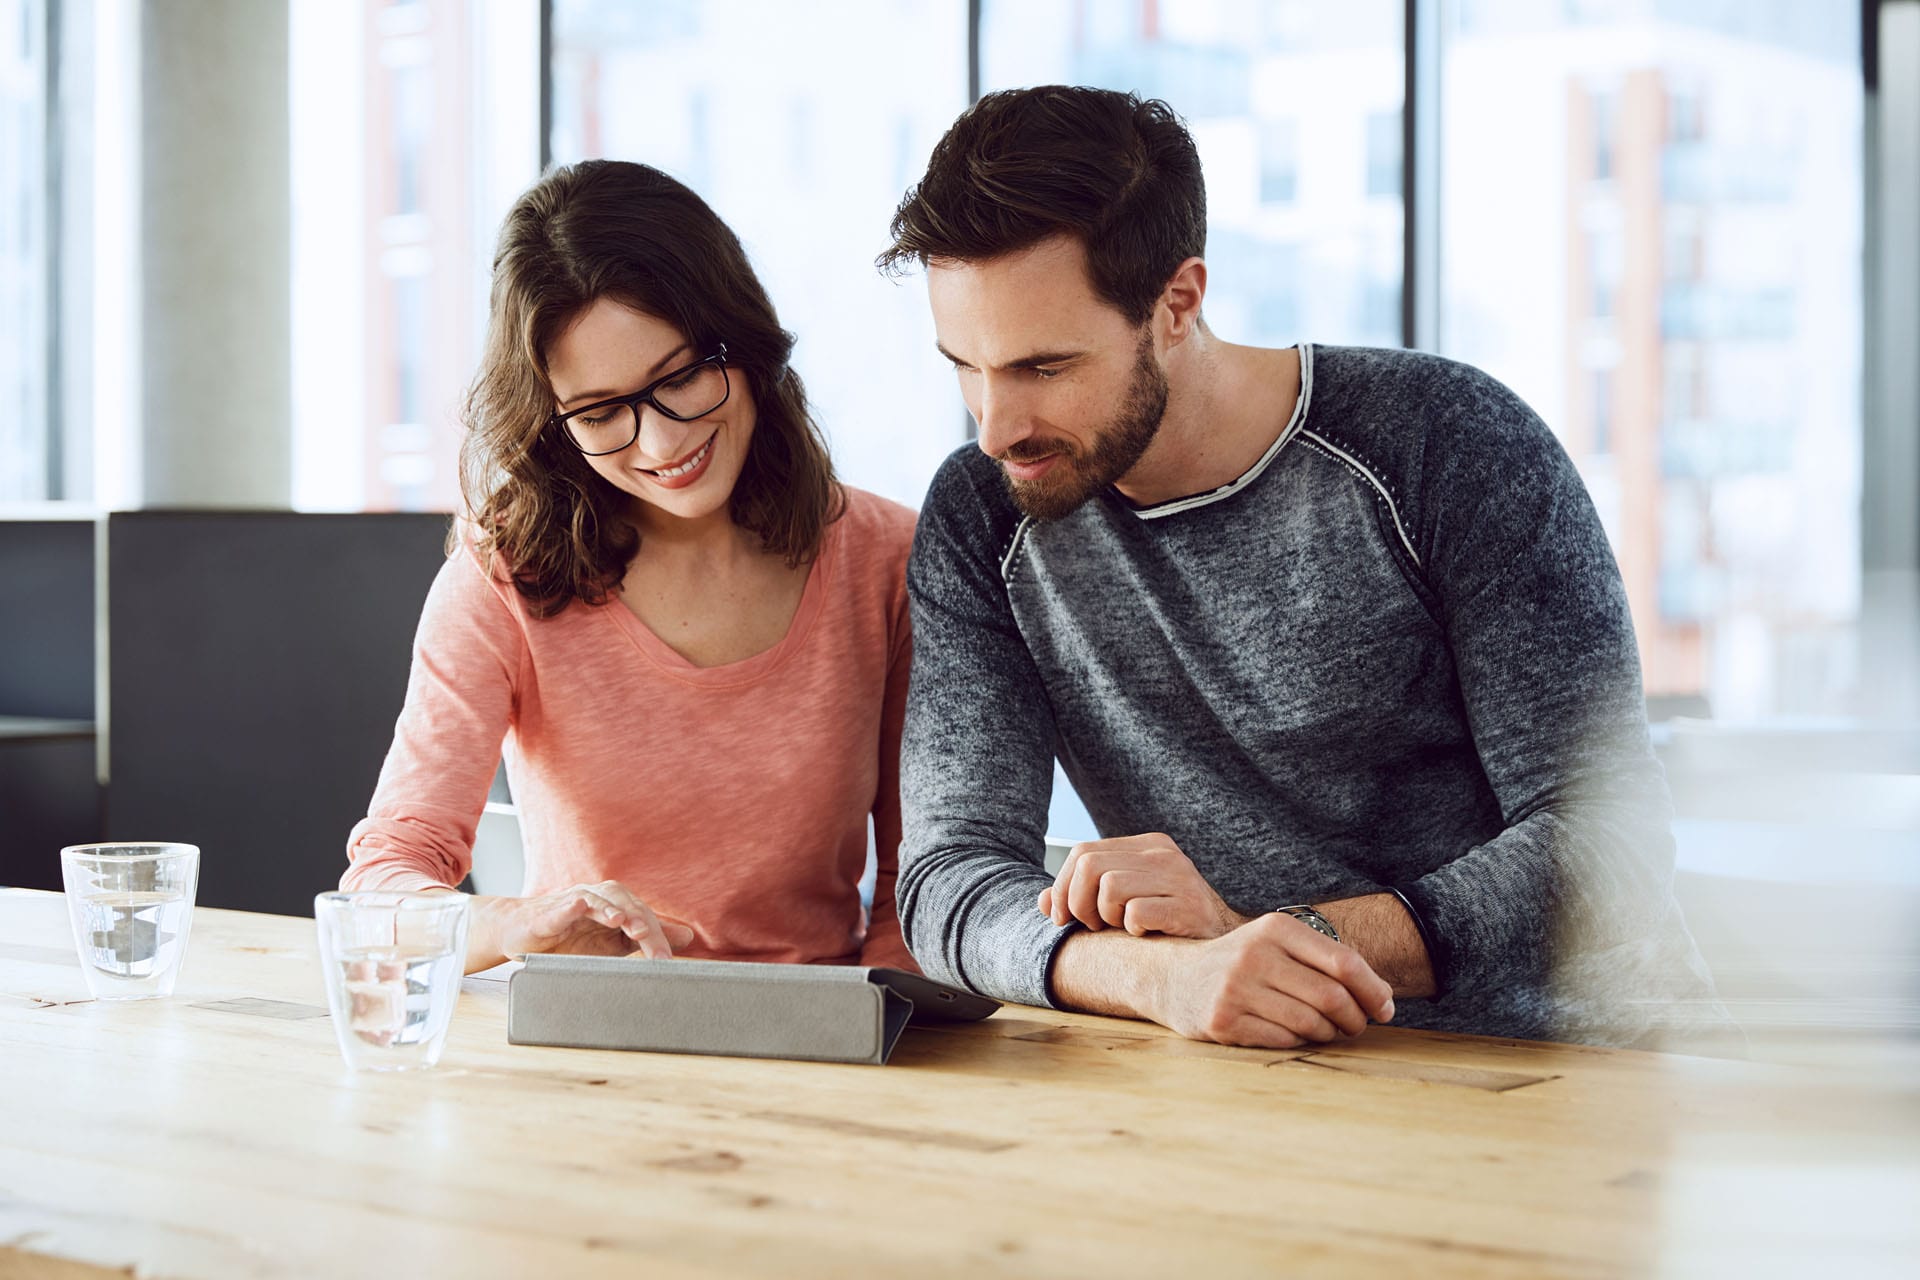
[639,431,718,488]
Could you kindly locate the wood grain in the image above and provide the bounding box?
[2,889,1915,1279]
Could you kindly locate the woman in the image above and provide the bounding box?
[343,160,918,976]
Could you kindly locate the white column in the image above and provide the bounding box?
[139,0,290,507]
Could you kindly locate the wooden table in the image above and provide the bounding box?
[3,890,1916,1279]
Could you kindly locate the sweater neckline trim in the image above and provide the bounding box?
[1125,342,1315,521]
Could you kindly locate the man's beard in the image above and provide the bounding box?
[999,330,1169,522]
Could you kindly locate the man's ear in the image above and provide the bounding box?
[1160,256,1208,346]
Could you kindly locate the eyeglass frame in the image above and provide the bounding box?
[548,343,732,457]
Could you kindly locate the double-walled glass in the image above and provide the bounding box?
[315,891,470,1071]
[60,842,201,1000]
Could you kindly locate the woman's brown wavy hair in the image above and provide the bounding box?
[460,159,843,617]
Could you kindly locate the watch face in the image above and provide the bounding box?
[1282,906,1339,942]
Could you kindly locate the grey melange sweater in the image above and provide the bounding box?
[898,343,1726,1046]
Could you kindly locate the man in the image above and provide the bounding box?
[878,85,1725,1049]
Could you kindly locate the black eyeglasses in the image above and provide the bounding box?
[549,345,731,456]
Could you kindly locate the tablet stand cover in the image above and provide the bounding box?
[506,955,1001,1065]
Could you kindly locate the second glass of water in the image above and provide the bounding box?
[315,891,469,1071]
[61,842,200,1000]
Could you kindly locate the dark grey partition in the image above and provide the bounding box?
[0,517,96,720]
[0,517,100,888]
[105,511,451,915]
[0,726,99,891]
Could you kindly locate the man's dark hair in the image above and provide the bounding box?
[878,85,1207,326]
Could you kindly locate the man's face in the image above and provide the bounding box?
[927,235,1168,521]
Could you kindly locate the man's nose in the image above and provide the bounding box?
[973,379,1035,459]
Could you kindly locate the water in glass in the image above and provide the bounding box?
[315,891,469,1071]
[61,843,200,1000]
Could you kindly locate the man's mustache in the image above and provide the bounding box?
[998,438,1078,465]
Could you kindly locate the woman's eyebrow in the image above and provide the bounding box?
[559,343,694,408]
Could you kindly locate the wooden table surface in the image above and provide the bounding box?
[2,889,1916,1279]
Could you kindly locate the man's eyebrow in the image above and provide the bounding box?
[934,342,1084,371]
[1004,350,1083,371]
[559,343,693,409]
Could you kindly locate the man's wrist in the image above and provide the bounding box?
[1313,892,1438,999]
[1217,902,1258,935]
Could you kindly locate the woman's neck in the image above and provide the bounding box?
[626,501,761,568]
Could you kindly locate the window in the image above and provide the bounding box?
[1592,87,1619,184]
[1589,225,1622,320]
[0,0,123,505]
[1668,82,1705,144]
[2,0,51,500]
[1365,107,1400,198]
[1440,1,1861,718]
[1260,118,1300,204]
[6,0,1878,735]
[289,0,540,513]
[1591,368,1613,456]
[981,0,1405,349]
[548,0,970,509]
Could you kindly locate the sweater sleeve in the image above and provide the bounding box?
[342,548,523,893]
[896,450,1077,1005]
[858,539,919,972]
[1389,367,1676,1002]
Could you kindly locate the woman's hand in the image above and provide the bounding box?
[465,881,695,973]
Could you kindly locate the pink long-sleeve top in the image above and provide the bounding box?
[343,487,918,970]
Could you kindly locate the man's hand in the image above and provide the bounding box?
[1037,832,1249,938]
[465,881,696,973]
[1144,912,1395,1048]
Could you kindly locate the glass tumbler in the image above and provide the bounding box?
[61,842,201,1000]
[315,891,470,1071]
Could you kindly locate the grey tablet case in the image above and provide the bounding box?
[506,955,1001,1065]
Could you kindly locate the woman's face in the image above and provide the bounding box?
[544,298,756,529]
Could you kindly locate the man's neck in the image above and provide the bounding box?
[1112,338,1302,509]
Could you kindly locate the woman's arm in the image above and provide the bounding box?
[858,549,919,973]
[343,548,521,895]
[353,549,696,973]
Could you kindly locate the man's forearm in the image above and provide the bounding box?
[1046,927,1183,1020]
[1048,891,1436,1021]
[1314,892,1436,998]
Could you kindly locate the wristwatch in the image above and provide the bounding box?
[1274,904,1340,943]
